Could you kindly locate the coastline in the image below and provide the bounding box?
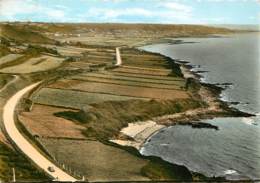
[109,44,255,180]
[110,60,253,151]
[110,120,165,150]
[1,23,258,182]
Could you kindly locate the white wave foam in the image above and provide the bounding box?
[224,169,237,175]
[219,93,229,102]
[160,143,169,146]
[241,117,255,125]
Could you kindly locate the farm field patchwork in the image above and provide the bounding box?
[48,79,189,100]
[57,35,147,47]
[81,57,113,64]
[32,87,148,109]
[85,51,115,57]
[85,54,114,60]
[66,61,94,69]
[40,45,96,56]
[75,72,185,85]
[109,71,182,81]
[55,46,91,57]
[119,56,169,69]
[71,77,183,90]
[112,66,172,76]
[49,80,189,100]
[121,61,168,69]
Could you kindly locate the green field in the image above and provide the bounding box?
[48,79,189,100]
[32,87,148,109]
[120,56,168,69]
[76,72,184,84]
[113,66,172,76]
[71,77,184,90]
[40,138,192,181]
[40,139,149,182]
[110,70,183,80]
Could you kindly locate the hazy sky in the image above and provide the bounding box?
[0,0,259,24]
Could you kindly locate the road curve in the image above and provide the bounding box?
[3,82,77,182]
[115,47,122,66]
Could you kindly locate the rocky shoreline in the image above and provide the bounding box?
[111,54,254,149]
[111,47,254,180]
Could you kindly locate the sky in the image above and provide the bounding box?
[0,0,259,24]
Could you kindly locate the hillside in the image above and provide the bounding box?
[0,22,245,182]
[33,23,236,35]
[0,24,55,44]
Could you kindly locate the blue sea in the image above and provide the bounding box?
[141,33,260,180]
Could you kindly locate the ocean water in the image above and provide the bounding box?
[140,33,260,180]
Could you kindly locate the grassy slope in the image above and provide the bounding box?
[0,74,14,88]
[39,23,235,35]
[54,99,204,140]
[0,23,237,43]
[0,46,10,57]
[53,98,201,181]
[0,54,34,69]
[53,99,203,179]
[0,24,54,44]
[0,143,47,182]
[0,45,59,71]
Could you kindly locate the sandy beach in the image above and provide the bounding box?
[110,120,165,150]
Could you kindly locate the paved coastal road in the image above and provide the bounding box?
[3,82,77,182]
[115,47,122,66]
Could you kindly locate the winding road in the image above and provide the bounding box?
[1,48,121,181]
[3,82,77,182]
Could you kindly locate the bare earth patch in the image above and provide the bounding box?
[19,104,86,139]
